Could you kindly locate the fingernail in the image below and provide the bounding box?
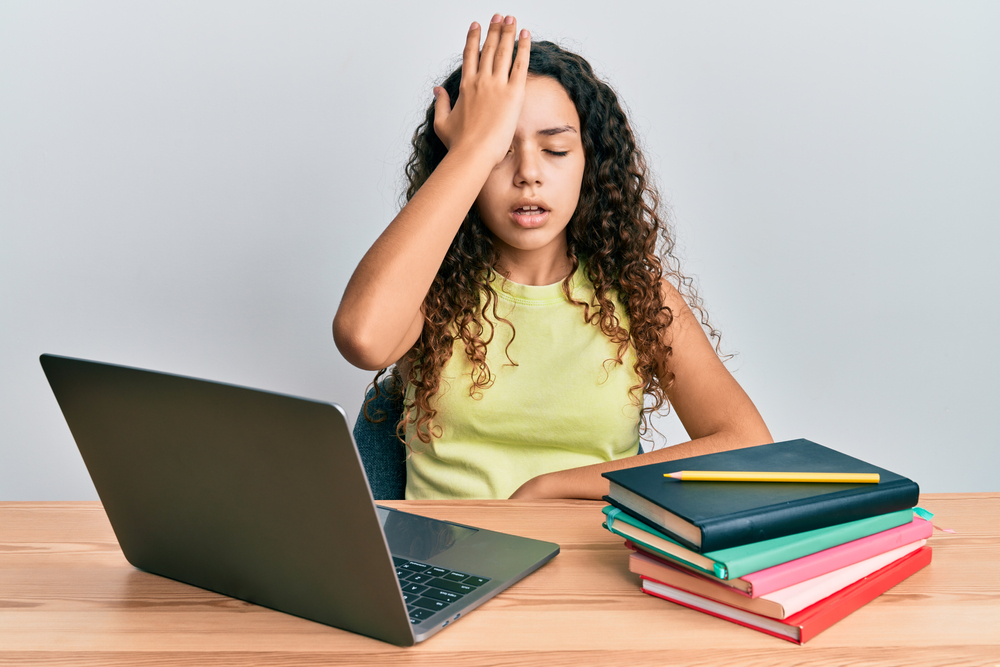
[491,14,502,23]
[504,15,514,25]
[520,29,529,39]
[470,21,479,31]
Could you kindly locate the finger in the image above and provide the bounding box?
[479,14,504,76]
[461,21,481,80]
[433,87,452,120]
[493,16,517,78]
[510,28,531,86]
[432,87,453,148]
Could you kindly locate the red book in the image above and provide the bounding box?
[641,545,931,644]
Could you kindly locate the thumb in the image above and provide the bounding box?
[432,87,453,148]
[433,87,452,117]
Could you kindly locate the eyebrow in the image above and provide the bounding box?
[537,125,578,137]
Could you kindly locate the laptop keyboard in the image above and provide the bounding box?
[393,557,491,624]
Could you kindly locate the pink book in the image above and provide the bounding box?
[742,516,932,598]
[633,538,926,619]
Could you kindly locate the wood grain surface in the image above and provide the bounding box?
[1,494,997,666]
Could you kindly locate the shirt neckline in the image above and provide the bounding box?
[489,263,587,306]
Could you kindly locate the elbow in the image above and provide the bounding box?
[710,415,773,454]
[735,419,773,450]
[333,312,392,371]
[728,397,773,449]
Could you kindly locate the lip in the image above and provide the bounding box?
[510,208,550,229]
[510,200,550,229]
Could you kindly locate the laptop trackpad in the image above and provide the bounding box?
[376,507,477,562]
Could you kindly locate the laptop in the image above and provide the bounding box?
[40,353,560,646]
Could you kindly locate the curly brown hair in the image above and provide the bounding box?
[364,40,721,449]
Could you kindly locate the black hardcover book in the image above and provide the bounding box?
[601,439,919,553]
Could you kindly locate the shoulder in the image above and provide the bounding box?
[657,277,704,333]
[658,277,688,312]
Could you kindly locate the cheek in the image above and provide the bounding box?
[562,159,586,204]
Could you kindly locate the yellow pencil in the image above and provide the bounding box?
[663,471,880,483]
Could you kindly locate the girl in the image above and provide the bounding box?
[333,15,772,500]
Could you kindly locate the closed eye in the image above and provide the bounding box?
[545,150,569,157]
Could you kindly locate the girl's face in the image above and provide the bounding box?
[474,75,585,283]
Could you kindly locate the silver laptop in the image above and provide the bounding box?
[40,353,559,646]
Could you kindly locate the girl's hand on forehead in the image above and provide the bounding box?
[433,15,530,166]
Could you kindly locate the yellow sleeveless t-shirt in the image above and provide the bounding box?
[404,265,642,499]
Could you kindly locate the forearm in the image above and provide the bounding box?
[514,426,772,501]
[333,146,496,370]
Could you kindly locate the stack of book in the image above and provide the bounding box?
[601,439,930,644]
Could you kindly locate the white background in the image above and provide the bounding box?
[2,0,997,499]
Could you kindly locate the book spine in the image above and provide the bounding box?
[603,496,702,551]
[743,517,931,597]
[603,522,718,577]
[697,479,920,552]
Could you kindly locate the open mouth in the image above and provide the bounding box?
[510,205,549,227]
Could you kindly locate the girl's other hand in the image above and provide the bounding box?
[433,15,530,166]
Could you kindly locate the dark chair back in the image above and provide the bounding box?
[352,378,406,500]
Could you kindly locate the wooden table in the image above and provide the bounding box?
[1,494,998,666]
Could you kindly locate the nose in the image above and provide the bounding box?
[512,147,542,187]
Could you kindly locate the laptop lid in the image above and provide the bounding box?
[40,354,560,646]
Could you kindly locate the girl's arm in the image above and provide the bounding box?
[510,279,773,500]
[334,17,530,370]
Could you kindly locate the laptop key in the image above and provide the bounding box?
[392,556,408,567]
[402,583,429,595]
[423,588,462,602]
[395,568,412,580]
[407,572,432,584]
[412,597,451,611]
[408,607,434,620]
[400,561,430,572]
[428,577,475,594]
[442,571,470,582]
[465,576,490,587]
[427,567,450,577]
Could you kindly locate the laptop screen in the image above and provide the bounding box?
[377,506,478,561]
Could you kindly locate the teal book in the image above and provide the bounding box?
[601,505,916,580]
